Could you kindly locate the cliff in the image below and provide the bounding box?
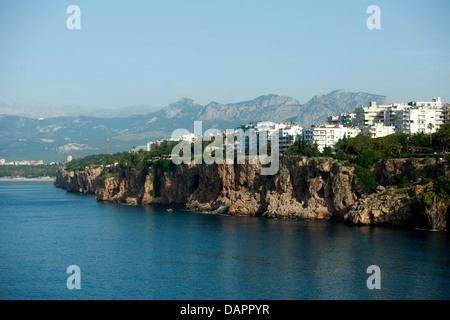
[54,156,450,230]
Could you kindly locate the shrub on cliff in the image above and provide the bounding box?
[155,159,176,174]
[321,146,334,158]
[435,176,450,198]
[354,165,379,194]
[335,149,349,161]
[357,149,380,168]
[419,191,437,208]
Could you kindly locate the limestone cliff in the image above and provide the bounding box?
[54,156,450,230]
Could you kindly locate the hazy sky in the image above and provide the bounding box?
[0,0,449,109]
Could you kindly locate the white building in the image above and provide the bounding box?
[365,123,396,138]
[327,113,357,127]
[303,125,360,152]
[354,102,392,129]
[278,123,303,152]
[351,98,447,137]
[237,121,302,153]
[409,97,443,108]
[407,97,447,131]
[399,107,441,135]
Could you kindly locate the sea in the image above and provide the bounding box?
[0,181,449,300]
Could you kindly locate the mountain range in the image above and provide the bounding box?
[0,103,163,119]
[0,89,391,162]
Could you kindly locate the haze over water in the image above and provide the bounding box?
[0,181,449,300]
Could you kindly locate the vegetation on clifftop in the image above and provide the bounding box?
[64,141,179,172]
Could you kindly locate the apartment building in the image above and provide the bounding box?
[303,125,360,152]
[354,102,392,129]
[365,123,396,138]
[345,98,447,137]
[237,121,303,153]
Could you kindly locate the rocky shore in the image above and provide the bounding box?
[54,156,450,230]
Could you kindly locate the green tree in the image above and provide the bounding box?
[312,142,321,157]
[434,125,450,151]
[357,149,380,168]
[428,123,435,145]
[335,149,348,161]
[354,165,379,194]
[321,145,334,158]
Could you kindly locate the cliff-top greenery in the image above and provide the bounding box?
[64,141,179,172]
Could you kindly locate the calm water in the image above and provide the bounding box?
[0,181,449,300]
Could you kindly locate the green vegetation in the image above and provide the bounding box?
[419,191,437,207]
[336,125,450,160]
[418,176,450,208]
[65,141,180,172]
[155,159,176,174]
[357,149,380,168]
[101,172,119,181]
[353,165,379,194]
[284,137,321,157]
[434,176,450,198]
[283,126,450,161]
[420,177,432,185]
[0,164,61,178]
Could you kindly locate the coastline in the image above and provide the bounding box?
[0,177,55,182]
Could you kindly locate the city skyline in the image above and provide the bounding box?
[0,0,449,110]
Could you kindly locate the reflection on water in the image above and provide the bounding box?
[0,181,449,299]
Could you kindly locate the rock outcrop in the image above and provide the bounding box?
[54,156,450,229]
[54,167,103,194]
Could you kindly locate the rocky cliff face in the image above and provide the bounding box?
[54,167,103,194]
[54,156,450,230]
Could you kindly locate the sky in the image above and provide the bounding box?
[0,0,449,110]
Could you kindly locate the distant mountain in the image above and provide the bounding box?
[290,89,391,126]
[0,90,391,162]
[198,95,302,126]
[0,103,163,118]
[157,90,390,129]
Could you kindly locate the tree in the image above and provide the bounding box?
[336,149,348,161]
[434,125,450,151]
[312,142,321,157]
[322,145,334,158]
[354,165,379,194]
[358,149,380,168]
[428,123,435,146]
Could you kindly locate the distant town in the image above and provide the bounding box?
[0,155,72,166]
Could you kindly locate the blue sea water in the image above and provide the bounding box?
[0,181,449,300]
